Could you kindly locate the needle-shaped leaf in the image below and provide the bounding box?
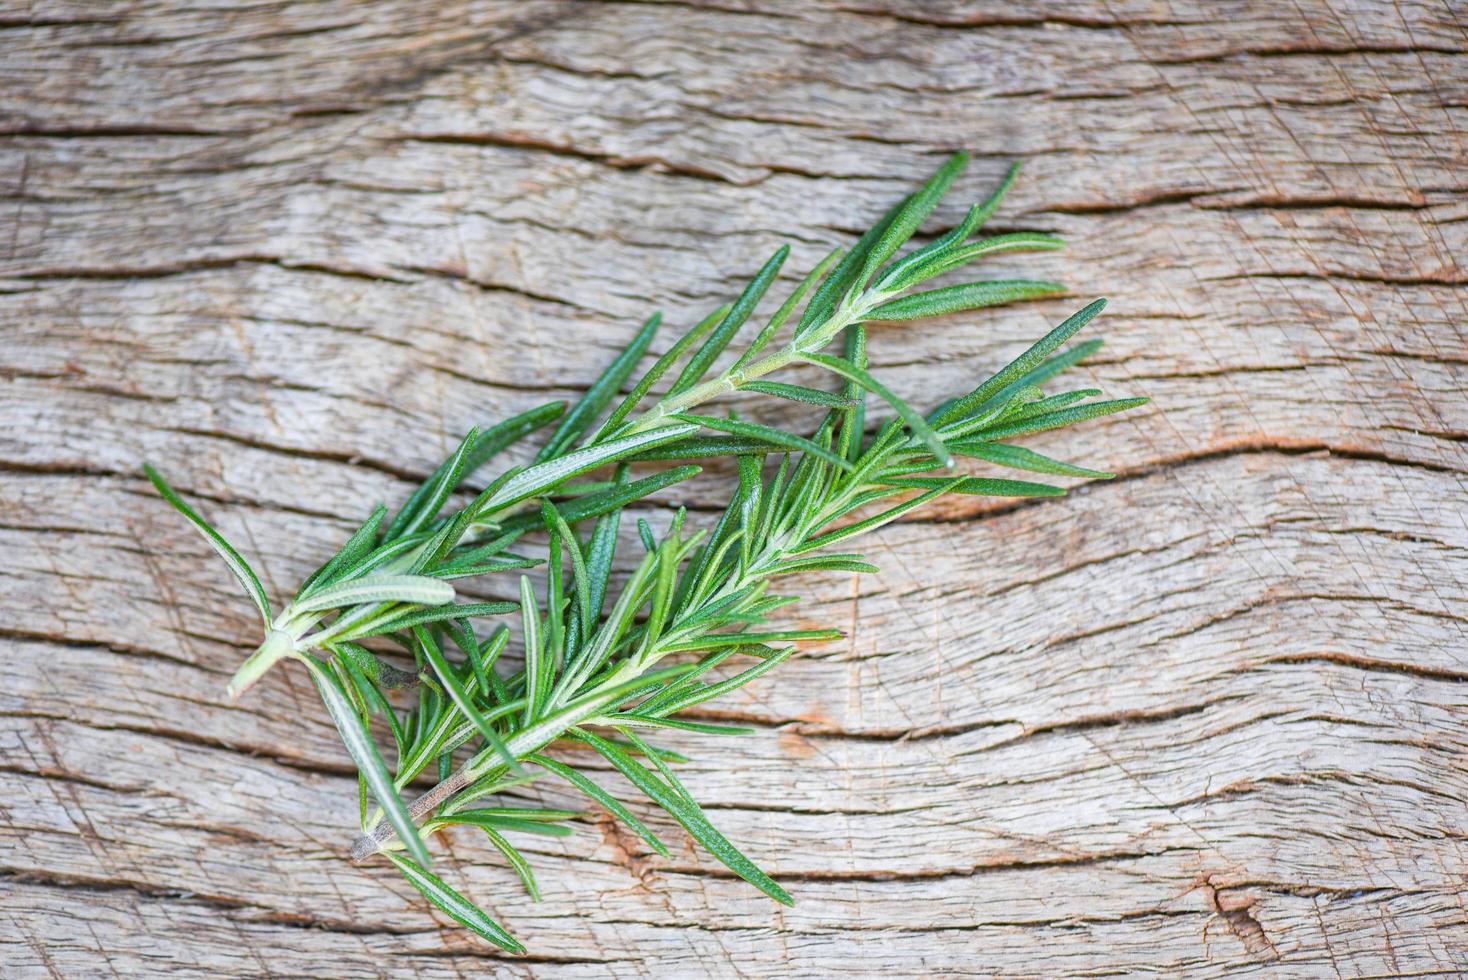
[519,576,545,725]
[294,575,455,614]
[884,475,1064,497]
[335,640,424,692]
[503,465,700,530]
[794,478,964,554]
[364,598,519,636]
[935,298,1108,425]
[451,815,574,838]
[502,668,687,764]
[740,380,854,409]
[756,460,791,547]
[838,324,868,462]
[539,313,661,461]
[964,396,1150,442]
[885,232,1065,292]
[299,504,388,598]
[330,531,434,583]
[647,647,796,716]
[593,305,730,442]
[542,502,592,634]
[736,454,762,573]
[468,624,510,700]
[386,428,477,541]
[412,506,476,572]
[558,547,658,698]
[439,765,543,815]
[416,627,518,773]
[431,555,543,580]
[992,338,1105,404]
[673,414,854,472]
[958,441,1114,479]
[410,616,477,660]
[802,353,952,468]
[478,826,541,901]
[393,405,566,536]
[630,435,779,461]
[660,628,841,652]
[671,245,789,395]
[385,853,524,953]
[1001,388,1100,423]
[768,554,880,575]
[585,501,621,625]
[545,530,566,670]
[618,728,694,802]
[336,650,409,764]
[678,489,741,607]
[477,424,699,515]
[873,162,1026,289]
[797,197,909,338]
[596,715,756,736]
[635,649,741,716]
[867,279,1066,321]
[732,247,842,372]
[144,464,272,627]
[935,387,1047,442]
[951,160,1022,240]
[302,655,431,868]
[529,753,669,857]
[855,150,969,289]
[574,728,794,906]
[638,536,680,656]
[395,698,526,795]
[464,401,568,476]
[441,806,577,834]
[442,807,581,824]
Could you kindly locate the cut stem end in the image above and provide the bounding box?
[226,628,296,700]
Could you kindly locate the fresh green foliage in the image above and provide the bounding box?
[146,154,1147,953]
[144,464,272,627]
[302,655,431,867]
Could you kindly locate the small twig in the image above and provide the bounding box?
[351,766,473,861]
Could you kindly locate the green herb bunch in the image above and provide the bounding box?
[146,153,1146,952]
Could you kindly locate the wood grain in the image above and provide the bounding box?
[2,1,1464,976]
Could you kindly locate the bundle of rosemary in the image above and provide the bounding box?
[147,153,1145,952]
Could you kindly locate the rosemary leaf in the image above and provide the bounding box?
[671,245,789,395]
[477,826,541,901]
[803,352,952,468]
[386,853,524,953]
[740,380,854,409]
[294,575,454,613]
[866,279,1066,321]
[575,728,794,906]
[960,442,1115,480]
[539,313,661,460]
[417,627,517,773]
[529,753,670,857]
[301,655,431,868]
[144,464,272,626]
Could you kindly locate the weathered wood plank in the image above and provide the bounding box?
[3,0,1464,975]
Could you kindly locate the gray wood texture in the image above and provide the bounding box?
[2,1,1465,976]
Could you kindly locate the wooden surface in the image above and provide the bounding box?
[3,1,1466,976]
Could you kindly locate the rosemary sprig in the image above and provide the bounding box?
[147,153,1147,951]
